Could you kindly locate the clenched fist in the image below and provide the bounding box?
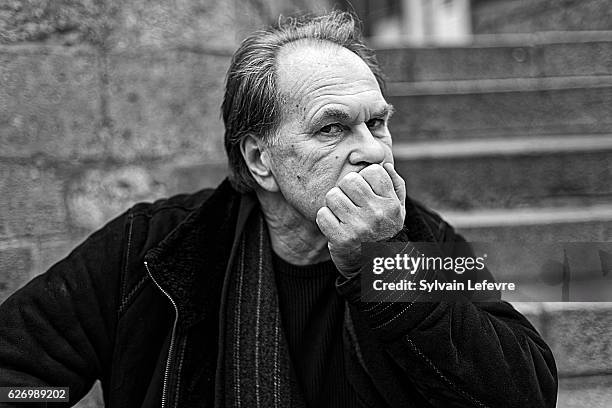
[316,163,407,277]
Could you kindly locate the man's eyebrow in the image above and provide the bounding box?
[311,104,395,125]
[372,104,395,119]
[312,107,352,124]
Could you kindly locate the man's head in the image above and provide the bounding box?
[222,11,389,196]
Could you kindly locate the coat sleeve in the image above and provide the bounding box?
[0,214,126,406]
[337,220,558,408]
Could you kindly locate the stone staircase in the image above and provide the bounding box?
[377,33,612,241]
[376,31,612,407]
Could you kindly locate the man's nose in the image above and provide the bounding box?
[348,123,387,166]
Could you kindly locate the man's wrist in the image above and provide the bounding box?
[384,226,409,243]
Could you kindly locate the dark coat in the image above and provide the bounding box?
[0,179,557,407]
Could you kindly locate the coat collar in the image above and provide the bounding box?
[143,177,437,329]
[144,178,257,328]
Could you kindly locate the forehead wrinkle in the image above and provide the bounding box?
[281,73,334,110]
[285,71,379,102]
[306,87,386,124]
[277,41,375,83]
[276,42,384,127]
[299,75,384,118]
[276,43,376,93]
[277,74,338,125]
[302,77,380,98]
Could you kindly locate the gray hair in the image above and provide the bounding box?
[222,10,386,193]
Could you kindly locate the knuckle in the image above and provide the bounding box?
[337,175,353,191]
[355,221,369,237]
[369,201,384,217]
[341,172,363,191]
[333,229,348,244]
[345,229,360,243]
[325,187,340,204]
[369,163,384,172]
[316,207,326,220]
[358,165,375,177]
[372,207,384,220]
[373,164,388,178]
[343,171,360,184]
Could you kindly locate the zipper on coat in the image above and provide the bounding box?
[144,261,179,408]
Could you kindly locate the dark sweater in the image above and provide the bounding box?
[273,252,360,408]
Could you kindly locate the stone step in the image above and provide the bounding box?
[441,205,612,242]
[377,32,612,82]
[393,135,612,210]
[558,375,612,408]
[472,0,612,34]
[512,302,612,378]
[386,77,612,140]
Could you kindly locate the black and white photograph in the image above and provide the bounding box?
[0,0,611,407]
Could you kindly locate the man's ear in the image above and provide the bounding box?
[240,134,280,192]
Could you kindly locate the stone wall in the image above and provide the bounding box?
[0,1,328,404]
[0,0,331,304]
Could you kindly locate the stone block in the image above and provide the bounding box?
[154,160,229,196]
[456,220,612,242]
[107,0,238,51]
[105,50,229,160]
[0,0,240,50]
[377,41,612,83]
[66,164,168,231]
[389,86,612,140]
[0,0,111,45]
[1,0,331,50]
[0,45,104,159]
[473,0,612,34]
[66,160,232,232]
[0,243,35,303]
[558,375,612,408]
[543,303,612,376]
[105,0,331,52]
[37,235,86,274]
[541,41,612,78]
[396,150,612,210]
[377,45,539,83]
[0,162,69,237]
[510,302,545,334]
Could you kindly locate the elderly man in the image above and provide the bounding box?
[0,11,556,408]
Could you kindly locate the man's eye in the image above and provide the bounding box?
[366,118,385,130]
[319,123,345,135]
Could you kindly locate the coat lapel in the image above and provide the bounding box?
[144,179,247,328]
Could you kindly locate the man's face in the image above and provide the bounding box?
[265,41,395,223]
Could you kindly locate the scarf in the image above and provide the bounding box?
[218,209,307,408]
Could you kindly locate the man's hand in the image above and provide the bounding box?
[316,163,407,277]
